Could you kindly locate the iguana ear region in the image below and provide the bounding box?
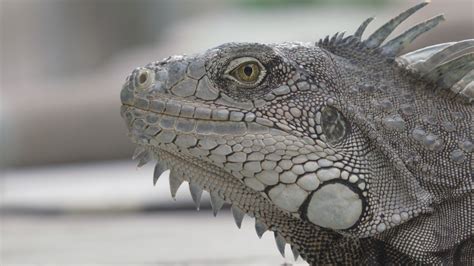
[320,106,350,145]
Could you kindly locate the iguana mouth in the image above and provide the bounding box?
[121,89,237,121]
[120,101,273,169]
[122,102,251,137]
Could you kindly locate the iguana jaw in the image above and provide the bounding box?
[120,103,321,261]
[121,103,368,263]
[123,136,363,264]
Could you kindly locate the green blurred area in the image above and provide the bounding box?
[238,0,389,8]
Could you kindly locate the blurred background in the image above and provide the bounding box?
[1,0,472,265]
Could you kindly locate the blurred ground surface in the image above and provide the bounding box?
[2,213,307,266]
[2,161,189,212]
[1,161,306,265]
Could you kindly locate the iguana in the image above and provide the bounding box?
[120,2,473,264]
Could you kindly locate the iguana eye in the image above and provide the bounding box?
[232,62,260,82]
[224,57,266,87]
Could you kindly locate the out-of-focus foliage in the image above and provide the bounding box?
[239,0,390,8]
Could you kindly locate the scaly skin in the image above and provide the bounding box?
[121,3,473,265]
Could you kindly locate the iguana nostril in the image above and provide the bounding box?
[135,68,155,90]
[138,72,148,85]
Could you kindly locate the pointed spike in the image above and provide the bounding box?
[136,150,151,168]
[397,42,454,67]
[354,17,374,39]
[341,35,352,45]
[231,205,245,229]
[365,2,429,48]
[291,245,300,261]
[189,182,203,210]
[451,69,474,102]
[420,39,474,72]
[344,36,359,46]
[153,162,166,186]
[255,219,268,238]
[456,79,473,103]
[336,32,346,43]
[329,32,339,45]
[424,53,474,89]
[274,232,286,258]
[132,146,146,160]
[210,191,225,216]
[169,175,183,200]
[381,15,445,57]
[452,69,474,91]
[323,35,330,45]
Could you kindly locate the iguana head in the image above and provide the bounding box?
[121,39,371,228]
[121,2,473,264]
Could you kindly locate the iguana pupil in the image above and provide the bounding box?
[243,65,253,76]
[236,62,260,82]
